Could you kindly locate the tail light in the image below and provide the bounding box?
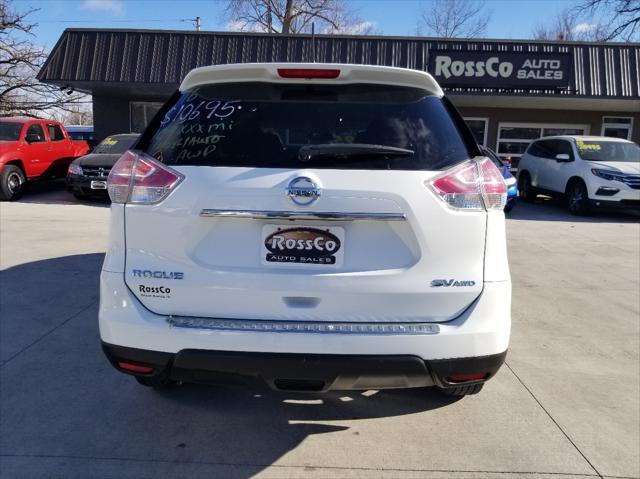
[107,150,184,204]
[428,158,507,211]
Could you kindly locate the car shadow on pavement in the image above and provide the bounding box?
[1,253,459,478]
[13,179,110,207]
[508,196,640,223]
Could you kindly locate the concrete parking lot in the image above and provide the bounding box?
[1,182,639,479]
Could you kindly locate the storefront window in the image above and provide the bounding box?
[543,127,585,136]
[499,127,541,140]
[464,118,488,146]
[601,117,633,140]
[496,123,588,161]
[497,142,530,155]
[130,102,164,133]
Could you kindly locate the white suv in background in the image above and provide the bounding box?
[518,136,640,215]
[99,63,511,397]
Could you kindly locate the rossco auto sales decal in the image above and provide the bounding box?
[428,50,571,89]
[262,226,344,266]
[138,284,172,299]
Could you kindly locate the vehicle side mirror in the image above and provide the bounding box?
[25,133,41,143]
[555,153,571,162]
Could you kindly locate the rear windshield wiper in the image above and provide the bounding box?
[298,143,414,162]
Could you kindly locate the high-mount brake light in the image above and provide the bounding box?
[277,68,341,79]
[107,150,184,204]
[428,158,507,211]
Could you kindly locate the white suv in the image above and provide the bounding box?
[99,63,511,396]
[518,136,640,215]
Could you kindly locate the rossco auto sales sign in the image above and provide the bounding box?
[428,50,571,89]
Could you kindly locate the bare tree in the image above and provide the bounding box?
[0,0,91,118]
[574,0,639,41]
[51,103,93,125]
[225,0,374,34]
[417,0,490,38]
[532,8,609,41]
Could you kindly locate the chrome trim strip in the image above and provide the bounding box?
[199,209,406,221]
[168,316,439,335]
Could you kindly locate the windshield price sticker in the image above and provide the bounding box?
[576,140,601,151]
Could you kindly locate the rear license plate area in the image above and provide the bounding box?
[262,225,344,267]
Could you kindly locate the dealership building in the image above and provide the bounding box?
[38,28,640,160]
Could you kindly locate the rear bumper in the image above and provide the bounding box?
[101,272,510,390]
[99,270,511,367]
[102,342,507,391]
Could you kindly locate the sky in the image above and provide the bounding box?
[13,0,583,51]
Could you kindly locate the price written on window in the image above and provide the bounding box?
[160,98,240,128]
[154,96,242,162]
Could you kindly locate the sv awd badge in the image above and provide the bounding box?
[431,279,476,287]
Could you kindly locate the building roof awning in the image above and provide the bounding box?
[38,28,640,100]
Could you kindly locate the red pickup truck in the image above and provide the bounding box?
[0,117,91,201]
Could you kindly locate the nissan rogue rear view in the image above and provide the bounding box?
[99,63,511,397]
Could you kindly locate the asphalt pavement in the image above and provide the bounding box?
[1,183,638,479]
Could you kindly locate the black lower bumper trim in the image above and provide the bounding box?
[590,198,640,210]
[101,342,507,392]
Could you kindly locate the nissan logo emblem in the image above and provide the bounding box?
[286,176,321,206]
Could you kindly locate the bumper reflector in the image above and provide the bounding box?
[447,372,489,383]
[168,317,440,335]
[117,361,154,374]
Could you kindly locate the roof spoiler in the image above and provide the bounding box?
[180,63,444,97]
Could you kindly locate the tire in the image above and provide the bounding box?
[566,180,591,216]
[0,165,26,201]
[504,201,514,213]
[439,383,484,396]
[135,374,176,388]
[517,172,536,203]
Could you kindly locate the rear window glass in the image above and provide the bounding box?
[143,83,471,171]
